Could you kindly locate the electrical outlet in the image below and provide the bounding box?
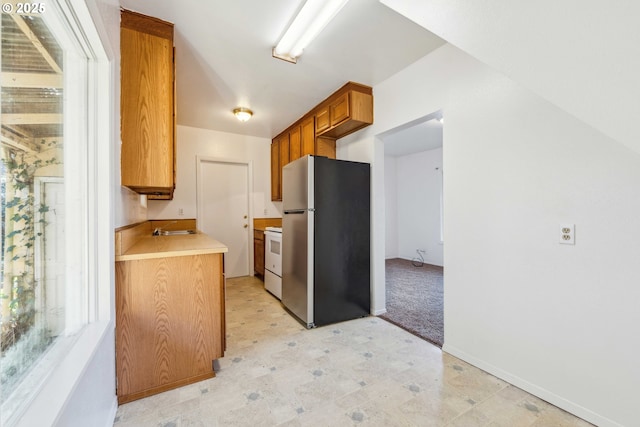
[264,208,268,215]
[178,208,184,216]
[559,224,575,245]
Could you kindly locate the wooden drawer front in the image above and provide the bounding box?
[330,92,350,126]
[315,107,330,133]
[254,230,264,240]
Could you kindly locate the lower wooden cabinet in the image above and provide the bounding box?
[254,230,265,277]
[115,253,225,404]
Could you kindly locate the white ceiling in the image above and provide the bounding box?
[382,118,443,157]
[118,0,445,139]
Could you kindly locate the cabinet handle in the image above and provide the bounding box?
[244,224,248,228]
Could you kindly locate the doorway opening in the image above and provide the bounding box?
[379,111,444,347]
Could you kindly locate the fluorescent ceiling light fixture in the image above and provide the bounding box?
[233,107,253,122]
[273,0,349,63]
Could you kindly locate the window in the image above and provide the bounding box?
[1,1,109,423]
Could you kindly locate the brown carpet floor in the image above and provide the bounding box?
[379,258,444,347]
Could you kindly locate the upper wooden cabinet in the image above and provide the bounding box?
[271,139,281,201]
[270,82,373,201]
[316,87,373,139]
[289,125,301,163]
[120,10,175,198]
[315,107,330,134]
[301,116,315,156]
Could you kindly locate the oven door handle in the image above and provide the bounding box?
[284,210,308,214]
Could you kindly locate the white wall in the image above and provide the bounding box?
[339,43,640,427]
[395,147,443,266]
[384,156,398,258]
[381,0,640,156]
[147,125,280,220]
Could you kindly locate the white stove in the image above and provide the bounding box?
[264,227,282,299]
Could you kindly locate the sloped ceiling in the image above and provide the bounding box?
[118,0,445,138]
[381,0,640,155]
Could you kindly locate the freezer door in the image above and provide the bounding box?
[313,156,371,326]
[283,155,313,211]
[282,209,314,327]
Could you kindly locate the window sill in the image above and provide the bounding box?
[10,320,113,427]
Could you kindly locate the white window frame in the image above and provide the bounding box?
[2,0,114,425]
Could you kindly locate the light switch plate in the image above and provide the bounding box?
[559,224,575,245]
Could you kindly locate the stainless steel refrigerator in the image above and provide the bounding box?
[282,155,370,328]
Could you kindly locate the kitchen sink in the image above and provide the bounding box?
[155,229,196,236]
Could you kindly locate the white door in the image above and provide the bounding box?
[198,159,250,278]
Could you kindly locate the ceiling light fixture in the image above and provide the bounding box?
[273,0,349,64]
[233,107,253,122]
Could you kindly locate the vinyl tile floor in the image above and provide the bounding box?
[113,276,593,427]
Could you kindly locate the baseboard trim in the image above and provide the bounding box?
[106,397,118,427]
[372,308,387,316]
[442,344,622,427]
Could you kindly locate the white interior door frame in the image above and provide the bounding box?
[196,156,254,275]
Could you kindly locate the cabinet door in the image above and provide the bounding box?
[289,126,301,162]
[316,136,336,159]
[330,92,350,127]
[301,116,315,156]
[278,134,290,201]
[315,107,330,133]
[121,14,174,193]
[279,134,290,167]
[271,140,280,201]
[115,253,223,404]
[254,237,265,276]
